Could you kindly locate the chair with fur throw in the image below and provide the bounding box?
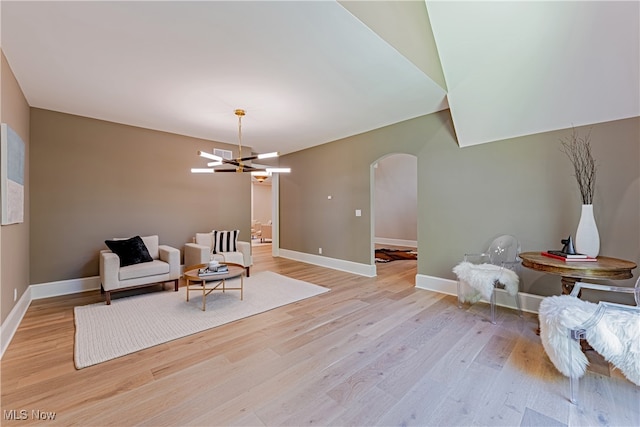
[453,235,522,324]
[538,279,640,404]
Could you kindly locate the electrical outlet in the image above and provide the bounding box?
[319,248,322,254]
[14,288,17,302]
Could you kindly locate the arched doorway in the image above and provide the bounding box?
[371,153,418,274]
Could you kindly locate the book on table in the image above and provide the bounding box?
[198,266,229,276]
[541,251,597,262]
[546,250,590,258]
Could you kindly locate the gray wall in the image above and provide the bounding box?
[280,111,639,295]
[374,153,417,243]
[29,109,252,284]
[279,114,430,264]
[1,51,30,324]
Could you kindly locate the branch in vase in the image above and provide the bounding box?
[559,127,596,205]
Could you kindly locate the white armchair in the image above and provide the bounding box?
[184,231,252,277]
[99,235,180,305]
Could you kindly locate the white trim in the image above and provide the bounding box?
[0,286,31,359]
[415,274,458,296]
[30,276,101,299]
[370,163,376,266]
[0,271,197,359]
[374,237,418,248]
[1,277,101,359]
[271,173,280,257]
[415,273,543,314]
[279,249,376,277]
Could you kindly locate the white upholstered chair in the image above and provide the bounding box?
[184,230,253,277]
[99,235,180,305]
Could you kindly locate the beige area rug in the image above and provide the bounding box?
[74,271,329,369]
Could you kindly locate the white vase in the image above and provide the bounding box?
[575,204,600,257]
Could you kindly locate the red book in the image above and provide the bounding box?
[541,251,597,262]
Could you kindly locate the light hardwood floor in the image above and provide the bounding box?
[1,245,638,426]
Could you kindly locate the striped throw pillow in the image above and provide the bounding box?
[212,230,239,254]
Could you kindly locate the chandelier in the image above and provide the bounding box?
[191,109,290,178]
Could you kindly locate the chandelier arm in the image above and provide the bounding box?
[222,159,246,168]
[236,154,260,162]
[214,166,264,173]
[241,165,265,172]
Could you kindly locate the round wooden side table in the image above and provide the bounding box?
[519,252,636,295]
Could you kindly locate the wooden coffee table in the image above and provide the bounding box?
[519,252,636,295]
[183,262,245,311]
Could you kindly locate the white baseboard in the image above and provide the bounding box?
[1,276,102,359]
[374,237,417,248]
[30,276,101,299]
[278,249,377,277]
[415,273,543,314]
[0,286,32,359]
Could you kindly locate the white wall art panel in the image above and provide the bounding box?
[1,123,26,225]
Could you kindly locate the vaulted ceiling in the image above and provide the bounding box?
[2,1,638,154]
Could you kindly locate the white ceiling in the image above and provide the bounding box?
[427,0,640,147]
[1,1,638,154]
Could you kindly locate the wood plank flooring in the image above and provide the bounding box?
[1,244,638,426]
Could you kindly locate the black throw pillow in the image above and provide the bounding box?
[105,236,153,267]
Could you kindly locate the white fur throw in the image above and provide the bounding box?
[539,295,640,385]
[453,261,519,303]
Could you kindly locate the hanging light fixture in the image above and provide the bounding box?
[252,174,269,183]
[191,109,291,176]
